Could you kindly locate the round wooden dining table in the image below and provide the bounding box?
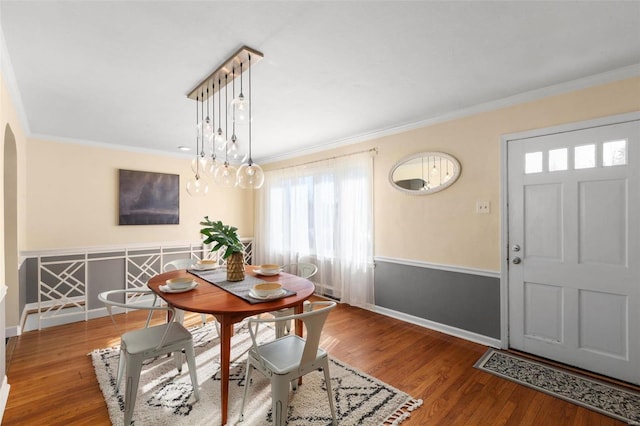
[147,265,315,426]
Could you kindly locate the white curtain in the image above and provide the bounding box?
[255,152,374,308]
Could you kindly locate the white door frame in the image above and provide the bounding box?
[499,110,640,349]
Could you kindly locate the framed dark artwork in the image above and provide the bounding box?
[118,169,179,225]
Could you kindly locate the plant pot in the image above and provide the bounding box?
[226,252,245,282]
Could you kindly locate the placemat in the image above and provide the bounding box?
[188,268,296,304]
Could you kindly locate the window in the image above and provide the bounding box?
[255,152,374,307]
[575,144,596,169]
[525,152,543,174]
[548,148,568,172]
[603,140,627,167]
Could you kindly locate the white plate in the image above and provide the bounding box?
[159,281,198,293]
[254,269,281,276]
[249,289,287,300]
[193,263,219,271]
[165,277,194,289]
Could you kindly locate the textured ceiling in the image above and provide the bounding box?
[2,1,639,162]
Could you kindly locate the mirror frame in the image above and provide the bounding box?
[389,151,461,195]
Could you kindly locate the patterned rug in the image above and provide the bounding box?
[475,349,640,423]
[91,321,422,425]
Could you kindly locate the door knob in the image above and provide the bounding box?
[512,257,521,264]
[512,244,521,252]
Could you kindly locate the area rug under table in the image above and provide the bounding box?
[475,349,640,424]
[91,321,422,425]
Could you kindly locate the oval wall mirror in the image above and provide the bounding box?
[389,152,461,194]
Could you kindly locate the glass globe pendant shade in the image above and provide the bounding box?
[227,135,247,165]
[203,155,218,178]
[191,154,208,174]
[237,162,265,189]
[214,163,238,187]
[186,175,209,197]
[198,116,214,142]
[229,94,248,125]
[214,128,226,153]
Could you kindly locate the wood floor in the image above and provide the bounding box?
[3,302,629,426]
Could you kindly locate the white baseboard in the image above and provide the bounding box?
[373,305,502,348]
[0,375,10,423]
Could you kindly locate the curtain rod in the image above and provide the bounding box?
[268,147,378,172]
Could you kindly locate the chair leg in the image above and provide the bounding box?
[116,348,126,391]
[272,376,291,426]
[124,354,143,426]
[239,360,253,422]
[184,344,200,401]
[179,309,186,323]
[322,360,337,425]
[174,351,183,373]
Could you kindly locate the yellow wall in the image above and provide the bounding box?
[25,139,254,249]
[265,76,640,271]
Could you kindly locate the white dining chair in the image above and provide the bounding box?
[239,301,337,426]
[163,258,208,325]
[281,262,318,280]
[273,262,319,338]
[99,289,200,426]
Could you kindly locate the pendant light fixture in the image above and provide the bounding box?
[191,91,208,174]
[199,85,214,141]
[237,53,264,189]
[214,74,238,187]
[186,94,209,197]
[204,81,218,178]
[214,76,226,154]
[228,65,247,165]
[229,61,248,126]
[185,46,263,195]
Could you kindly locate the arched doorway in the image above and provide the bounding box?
[4,124,18,296]
[4,124,18,318]
[2,123,18,412]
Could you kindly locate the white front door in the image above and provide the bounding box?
[507,117,640,384]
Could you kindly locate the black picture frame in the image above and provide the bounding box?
[118,169,179,225]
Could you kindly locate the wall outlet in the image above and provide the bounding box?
[476,201,490,214]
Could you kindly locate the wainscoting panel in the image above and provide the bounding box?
[374,259,501,339]
[19,240,253,331]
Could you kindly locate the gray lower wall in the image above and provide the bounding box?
[374,260,500,339]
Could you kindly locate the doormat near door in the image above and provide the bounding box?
[91,321,422,425]
[475,349,640,424]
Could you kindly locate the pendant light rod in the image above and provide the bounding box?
[186,45,263,101]
[247,53,253,163]
[224,74,229,163]
[195,94,200,176]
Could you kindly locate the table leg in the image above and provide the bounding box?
[219,319,233,426]
[294,303,304,386]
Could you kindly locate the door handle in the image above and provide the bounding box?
[512,257,521,264]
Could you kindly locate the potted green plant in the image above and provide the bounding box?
[200,216,245,281]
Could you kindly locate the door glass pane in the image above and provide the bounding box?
[549,148,568,171]
[525,151,543,174]
[603,140,627,166]
[575,144,596,169]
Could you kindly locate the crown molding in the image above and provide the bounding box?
[259,63,640,165]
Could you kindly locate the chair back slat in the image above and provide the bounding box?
[163,258,196,272]
[299,303,333,366]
